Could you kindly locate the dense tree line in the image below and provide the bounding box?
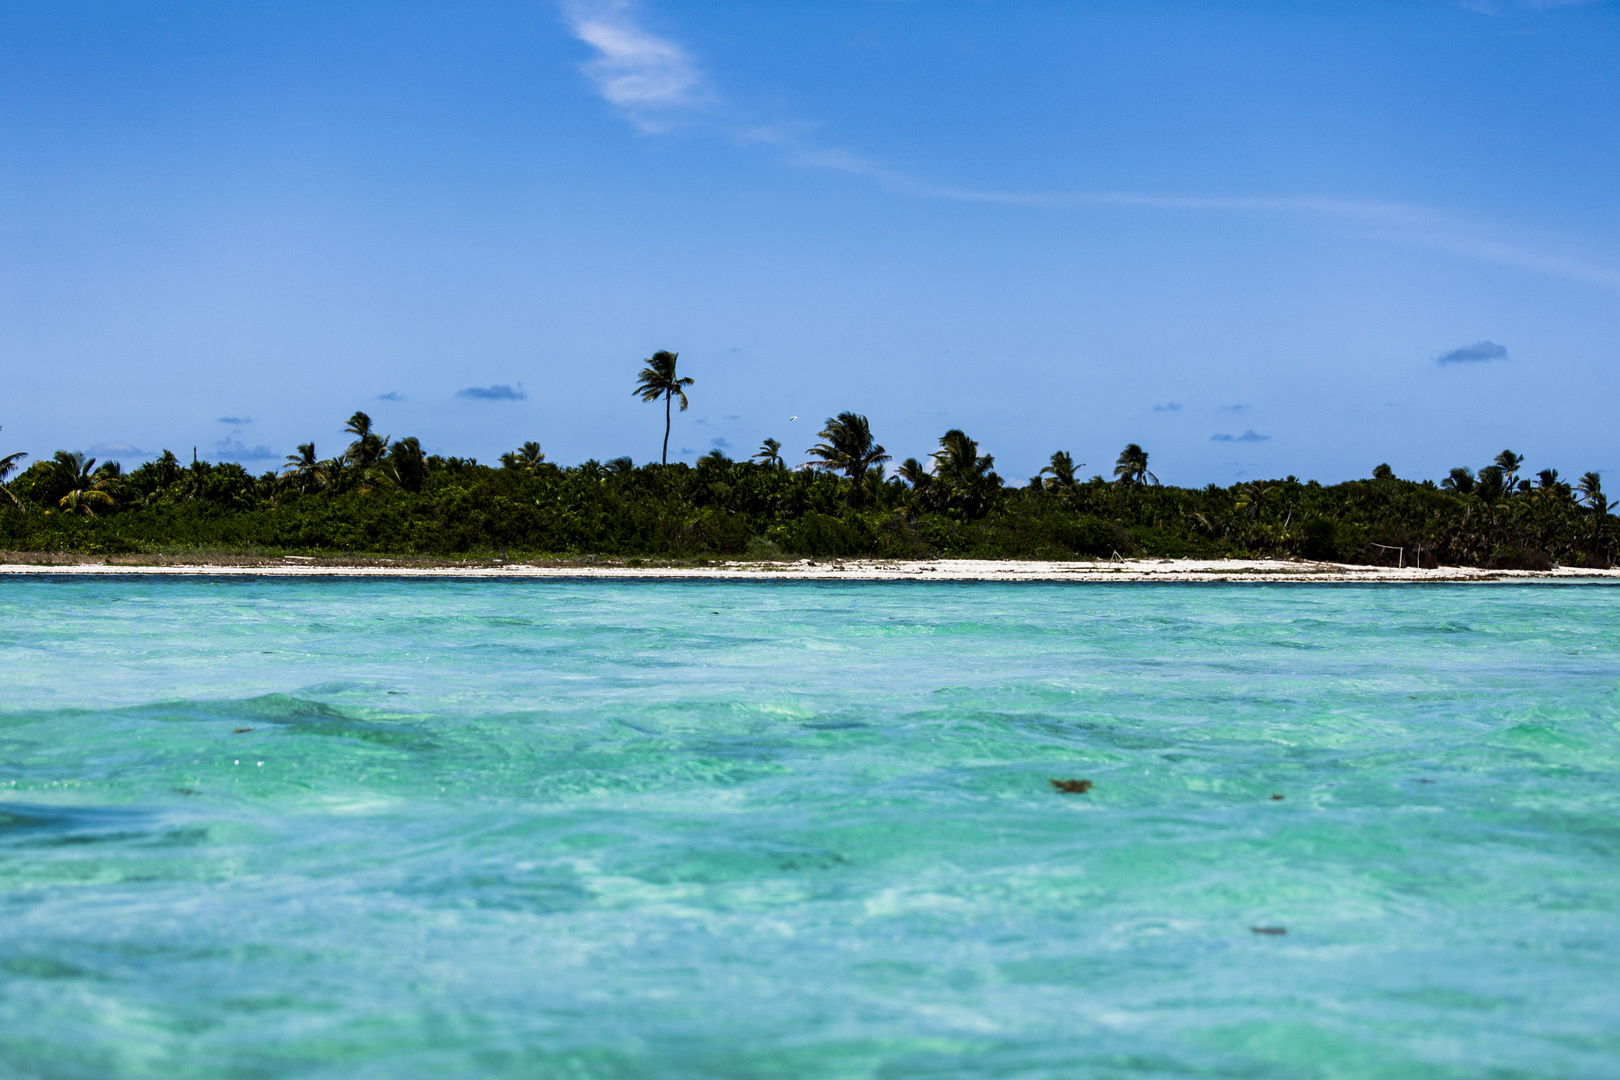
[0,413,1612,567]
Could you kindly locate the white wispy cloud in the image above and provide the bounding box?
[744,126,1620,291]
[1463,0,1608,15]
[562,1,707,130]
[562,3,1620,293]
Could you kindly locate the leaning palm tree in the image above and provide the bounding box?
[1113,443,1157,486]
[0,449,27,509]
[805,412,889,483]
[753,438,784,469]
[633,350,694,465]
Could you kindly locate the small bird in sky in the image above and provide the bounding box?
[789,415,798,421]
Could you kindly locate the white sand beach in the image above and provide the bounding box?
[2,555,1616,582]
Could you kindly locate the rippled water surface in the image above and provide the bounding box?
[2,576,1618,1078]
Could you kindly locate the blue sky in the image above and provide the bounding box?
[1,0,1616,485]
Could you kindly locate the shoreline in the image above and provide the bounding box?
[1,554,1616,583]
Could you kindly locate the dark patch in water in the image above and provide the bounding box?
[1271,794,1285,800]
[140,694,437,751]
[1051,779,1093,794]
[1,956,92,980]
[0,803,152,847]
[1251,926,1287,935]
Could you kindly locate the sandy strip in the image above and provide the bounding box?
[0,557,1616,583]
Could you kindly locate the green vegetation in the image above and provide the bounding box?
[0,378,1614,567]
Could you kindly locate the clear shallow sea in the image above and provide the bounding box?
[2,577,1618,1079]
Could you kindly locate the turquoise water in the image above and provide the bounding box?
[2,578,1618,1078]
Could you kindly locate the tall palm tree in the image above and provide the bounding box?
[805,412,889,483]
[1475,464,1507,502]
[343,411,389,467]
[1578,472,1607,510]
[1494,450,1524,493]
[1113,443,1157,487]
[1578,472,1615,557]
[753,438,784,469]
[1040,450,1083,495]
[633,350,694,465]
[282,443,328,494]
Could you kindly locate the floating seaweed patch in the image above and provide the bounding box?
[1251,926,1287,935]
[1050,779,1093,794]
[233,728,253,734]
[1270,794,1285,800]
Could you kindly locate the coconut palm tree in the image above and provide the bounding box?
[0,449,27,509]
[500,441,546,476]
[1578,472,1607,509]
[604,456,635,476]
[369,436,427,493]
[1494,450,1524,493]
[896,457,932,489]
[1532,468,1572,504]
[1040,451,1083,495]
[806,412,889,483]
[931,429,1001,518]
[633,350,694,465]
[1442,467,1475,494]
[752,438,784,469]
[48,452,116,516]
[343,411,389,467]
[282,443,328,494]
[697,448,732,469]
[1113,443,1157,487]
[1475,464,1507,502]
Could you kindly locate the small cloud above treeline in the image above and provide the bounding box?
[1212,430,1271,442]
[217,416,252,425]
[1218,404,1250,413]
[1437,341,1508,365]
[213,437,276,461]
[1152,403,1181,412]
[376,392,404,402]
[456,384,527,401]
[89,441,146,458]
